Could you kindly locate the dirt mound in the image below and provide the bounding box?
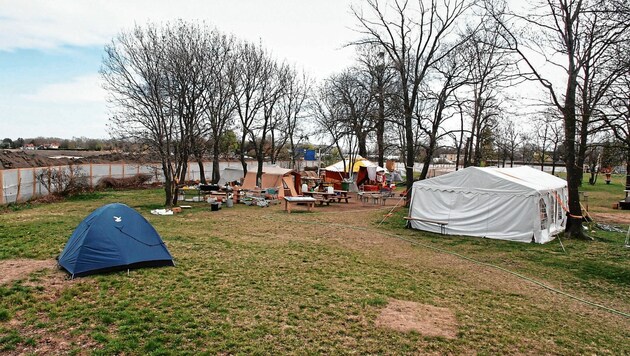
[0,151,62,169]
[375,299,458,338]
[0,150,154,170]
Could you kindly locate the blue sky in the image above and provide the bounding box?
[0,0,357,140]
[0,46,107,139]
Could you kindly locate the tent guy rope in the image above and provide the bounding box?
[266,212,630,319]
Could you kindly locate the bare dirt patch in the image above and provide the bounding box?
[589,212,630,225]
[2,263,96,355]
[375,299,458,339]
[0,259,57,285]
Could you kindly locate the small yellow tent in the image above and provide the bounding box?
[324,156,386,173]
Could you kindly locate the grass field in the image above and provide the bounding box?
[0,185,629,355]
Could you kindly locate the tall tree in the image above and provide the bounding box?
[275,66,310,168]
[162,22,213,186]
[356,46,399,166]
[489,0,629,238]
[103,23,180,206]
[601,63,630,188]
[312,81,353,173]
[231,42,268,178]
[461,14,514,167]
[352,0,473,202]
[202,32,238,184]
[249,59,285,186]
[417,45,470,179]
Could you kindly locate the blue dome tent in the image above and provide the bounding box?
[58,203,175,277]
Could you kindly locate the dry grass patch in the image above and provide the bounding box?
[1,188,629,354]
[376,299,458,338]
[0,259,56,285]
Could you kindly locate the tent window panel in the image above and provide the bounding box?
[549,194,556,224]
[539,198,548,230]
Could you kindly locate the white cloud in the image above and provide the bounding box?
[23,75,106,103]
[0,0,358,78]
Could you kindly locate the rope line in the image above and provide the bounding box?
[271,214,629,319]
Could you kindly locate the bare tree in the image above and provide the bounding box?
[356,46,399,166]
[202,32,238,184]
[417,45,470,179]
[544,110,565,175]
[488,0,629,238]
[602,67,630,188]
[532,115,552,171]
[162,22,214,186]
[329,68,375,157]
[460,14,515,167]
[102,23,181,206]
[277,66,311,169]
[249,59,286,185]
[352,0,473,202]
[573,3,630,185]
[494,118,521,167]
[231,42,268,178]
[312,81,353,172]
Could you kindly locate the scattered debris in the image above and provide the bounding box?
[150,209,174,216]
[595,223,625,233]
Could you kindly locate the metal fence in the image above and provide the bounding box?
[0,160,293,204]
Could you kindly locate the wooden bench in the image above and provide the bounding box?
[335,196,352,203]
[283,197,317,213]
[404,217,448,234]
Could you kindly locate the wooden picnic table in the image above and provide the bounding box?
[333,190,352,203]
[283,196,317,213]
[302,191,337,205]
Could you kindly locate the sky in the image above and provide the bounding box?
[0,0,360,140]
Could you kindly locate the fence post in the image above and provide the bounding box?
[16,168,22,202]
[90,163,94,188]
[122,162,126,178]
[32,168,37,198]
[0,170,4,204]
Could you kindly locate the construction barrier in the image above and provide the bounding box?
[0,160,290,205]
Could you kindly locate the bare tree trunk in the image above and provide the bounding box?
[376,100,385,167]
[563,77,588,238]
[212,139,221,184]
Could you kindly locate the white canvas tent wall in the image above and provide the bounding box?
[408,166,568,244]
[217,167,244,186]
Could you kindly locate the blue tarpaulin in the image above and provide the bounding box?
[305,150,316,161]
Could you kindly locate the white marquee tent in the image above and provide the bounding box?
[408,166,568,244]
